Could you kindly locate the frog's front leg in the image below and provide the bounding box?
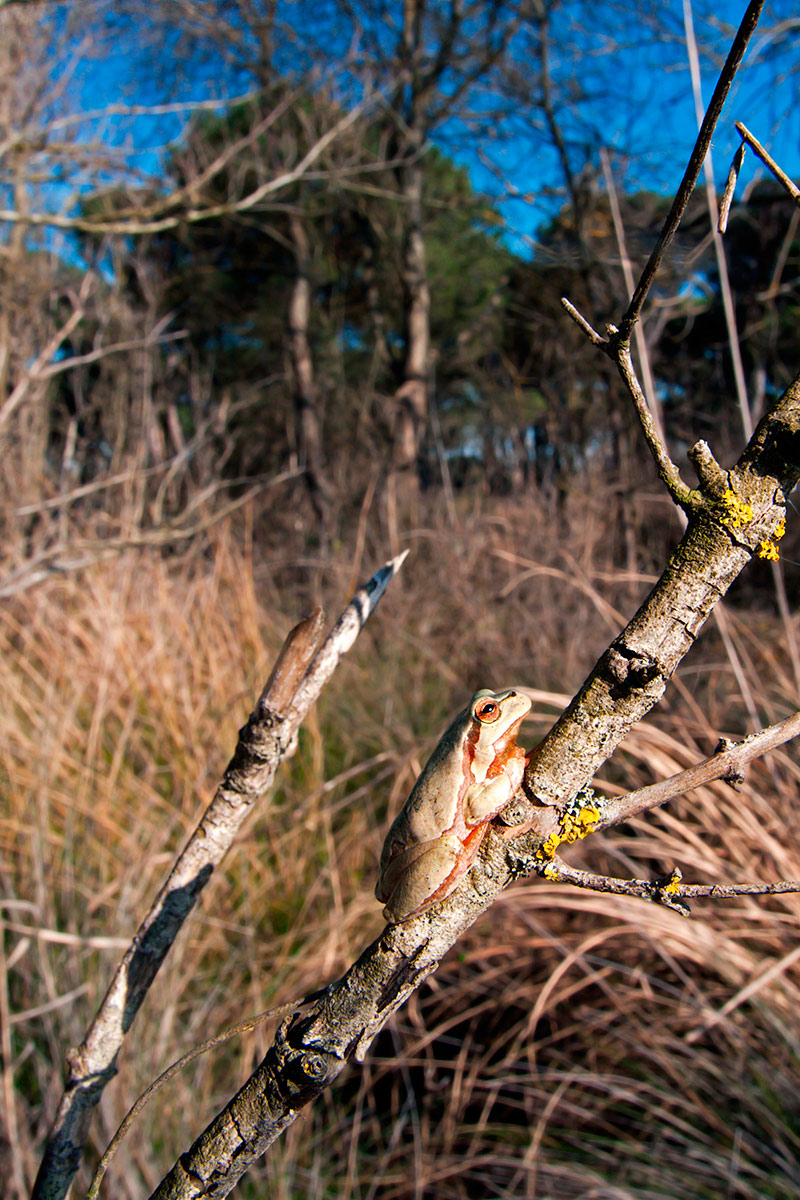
[464,772,519,824]
[379,831,483,922]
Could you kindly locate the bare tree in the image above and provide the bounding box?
[0,2,382,595]
[333,0,527,531]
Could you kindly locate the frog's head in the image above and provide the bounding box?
[470,687,530,738]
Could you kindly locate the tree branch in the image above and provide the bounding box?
[139,367,800,1200]
[734,121,800,204]
[561,0,768,508]
[32,553,408,1200]
[538,858,800,913]
[0,97,374,236]
[515,372,798,837]
[617,0,765,341]
[593,710,800,830]
[526,711,800,910]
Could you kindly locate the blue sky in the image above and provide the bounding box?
[26,0,800,261]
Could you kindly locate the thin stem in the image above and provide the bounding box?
[615,343,694,506]
[600,148,666,447]
[619,0,765,341]
[719,143,746,233]
[86,1000,306,1200]
[543,857,800,911]
[736,122,800,203]
[683,0,753,439]
[596,710,800,830]
[560,297,605,346]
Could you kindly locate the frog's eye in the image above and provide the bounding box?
[475,697,501,723]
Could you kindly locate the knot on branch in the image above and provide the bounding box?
[645,868,691,915]
[237,708,282,759]
[601,645,659,697]
[222,713,291,797]
[496,793,538,831]
[269,1018,342,1107]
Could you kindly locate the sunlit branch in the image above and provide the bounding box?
[617,0,765,341]
[735,121,800,204]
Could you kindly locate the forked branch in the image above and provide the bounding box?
[735,121,800,205]
[562,0,767,504]
[530,711,800,909]
[136,365,799,1200]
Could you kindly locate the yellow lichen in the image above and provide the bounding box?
[757,518,785,561]
[720,488,753,530]
[538,833,561,860]
[535,793,602,866]
[560,802,600,843]
[661,867,683,895]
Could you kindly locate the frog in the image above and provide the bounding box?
[376,688,532,922]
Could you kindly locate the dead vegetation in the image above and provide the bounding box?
[2,6,800,1193]
[2,485,799,1198]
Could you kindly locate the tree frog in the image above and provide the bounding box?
[376,688,532,922]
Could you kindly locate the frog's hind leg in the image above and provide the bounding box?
[381,828,486,922]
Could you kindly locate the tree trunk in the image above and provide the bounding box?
[287,211,331,531]
[387,148,430,540]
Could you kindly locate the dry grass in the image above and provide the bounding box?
[2,486,799,1199]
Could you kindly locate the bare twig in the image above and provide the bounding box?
[719,142,746,233]
[615,340,694,505]
[32,552,408,1200]
[561,296,692,503]
[592,710,800,830]
[562,0,765,507]
[540,857,800,912]
[618,0,765,341]
[735,121,800,204]
[683,0,752,439]
[600,148,665,447]
[560,297,605,347]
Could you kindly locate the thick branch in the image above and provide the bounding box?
[518,372,798,824]
[32,554,407,1200]
[145,373,800,1200]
